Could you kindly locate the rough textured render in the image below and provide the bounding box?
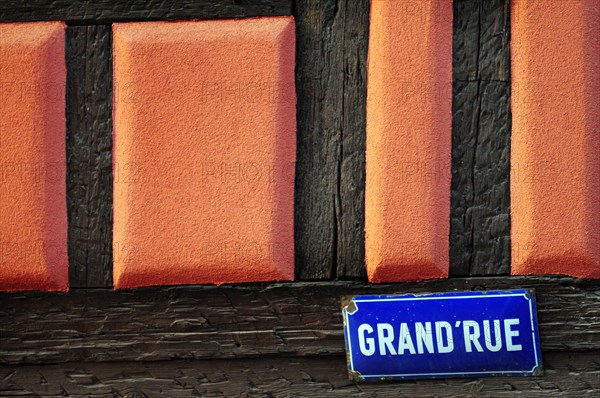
[112,17,296,288]
[365,0,453,282]
[0,21,68,292]
[511,0,600,278]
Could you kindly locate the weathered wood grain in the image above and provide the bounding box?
[1,351,599,397]
[0,0,292,24]
[294,0,369,280]
[66,25,113,288]
[335,0,369,279]
[451,0,512,276]
[1,277,598,365]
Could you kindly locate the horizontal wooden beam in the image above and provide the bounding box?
[0,0,292,24]
[1,351,599,396]
[1,277,599,365]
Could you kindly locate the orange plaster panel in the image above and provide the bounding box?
[365,1,453,282]
[0,22,68,291]
[511,0,600,278]
[112,18,296,288]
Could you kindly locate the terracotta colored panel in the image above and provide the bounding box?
[365,1,453,282]
[112,17,296,288]
[0,22,68,291]
[511,0,600,278]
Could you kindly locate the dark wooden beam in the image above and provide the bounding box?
[0,0,292,24]
[66,25,113,288]
[451,0,512,276]
[1,351,599,396]
[294,0,343,280]
[335,0,368,279]
[1,277,598,365]
[294,0,369,280]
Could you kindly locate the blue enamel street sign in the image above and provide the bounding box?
[342,289,542,381]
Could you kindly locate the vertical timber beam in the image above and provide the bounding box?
[450,0,511,275]
[66,25,113,288]
[294,0,369,280]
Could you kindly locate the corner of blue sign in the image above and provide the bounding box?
[341,295,359,315]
